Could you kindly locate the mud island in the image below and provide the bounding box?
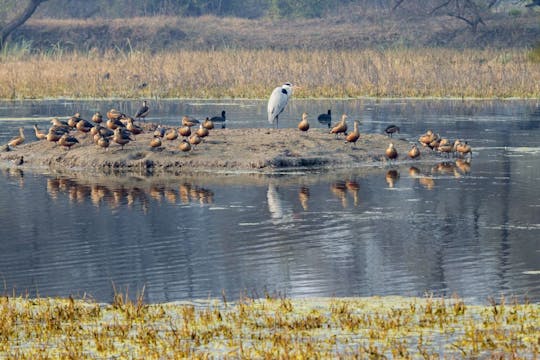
[0,124,445,175]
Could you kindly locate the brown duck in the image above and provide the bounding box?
[179,139,192,152]
[345,120,360,146]
[150,136,162,149]
[58,133,79,150]
[196,124,209,139]
[202,117,214,130]
[330,114,348,138]
[408,144,420,159]
[112,127,133,150]
[385,143,398,161]
[178,125,192,138]
[165,128,178,141]
[92,112,103,124]
[298,112,310,133]
[33,124,47,140]
[7,127,25,147]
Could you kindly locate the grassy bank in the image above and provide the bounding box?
[0,294,538,358]
[0,48,538,99]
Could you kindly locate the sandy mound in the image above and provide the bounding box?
[0,124,436,175]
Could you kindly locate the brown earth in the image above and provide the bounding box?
[0,124,439,176]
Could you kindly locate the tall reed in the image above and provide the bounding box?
[0,48,537,99]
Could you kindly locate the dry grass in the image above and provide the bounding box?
[0,293,538,358]
[0,48,538,99]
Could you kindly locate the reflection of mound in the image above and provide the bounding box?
[46,176,214,210]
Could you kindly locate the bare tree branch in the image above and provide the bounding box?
[0,0,48,49]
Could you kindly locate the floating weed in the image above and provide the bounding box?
[0,294,538,358]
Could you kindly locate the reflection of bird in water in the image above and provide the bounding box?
[384,124,400,138]
[418,176,435,190]
[267,183,293,222]
[330,180,348,208]
[385,169,399,188]
[298,112,310,133]
[455,158,471,174]
[408,166,421,178]
[317,109,332,128]
[164,189,177,204]
[346,180,360,207]
[299,186,310,210]
[434,161,456,175]
[330,114,348,138]
[179,183,191,203]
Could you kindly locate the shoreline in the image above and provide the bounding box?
[0,125,444,176]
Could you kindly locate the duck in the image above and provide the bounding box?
[428,134,441,151]
[385,143,398,161]
[107,108,123,121]
[317,109,332,128]
[455,141,473,158]
[384,124,400,138]
[134,100,149,121]
[58,133,79,150]
[455,158,471,174]
[150,136,162,149]
[418,130,436,147]
[178,125,192,138]
[112,127,133,150]
[106,117,125,130]
[196,124,209,139]
[202,117,214,130]
[437,138,453,157]
[92,112,103,124]
[76,118,94,133]
[125,116,143,137]
[7,127,25,147]
[345,120,360,147]
[408,144,420,159]
[179,139,192,152]
[153,125,165,138]
[67,113,83,128]
[46,128,63,143]
[330,114,348,138]
[33,124,47,140]
[97,135,110,151]
[188,133,202,148]
[210,110,226,128]
[182,116,199,127]
[298,112,310,133]
[50,118,70,132]
[165,128,178,141]
[98,125,114,138]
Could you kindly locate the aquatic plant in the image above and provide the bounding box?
[0,293,538,358]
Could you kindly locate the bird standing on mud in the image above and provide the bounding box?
[384,124,400,138]
[7,127,25,148]
[267,82,293,128]
[135,100,149,122]
[298,112,310,133]
[330,114,348,138]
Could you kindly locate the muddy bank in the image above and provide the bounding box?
[0,125,440,175]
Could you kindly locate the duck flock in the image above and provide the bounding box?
[3,101,227,154]
[3,101,472,164]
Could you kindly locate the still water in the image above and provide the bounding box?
[0,99,539,304]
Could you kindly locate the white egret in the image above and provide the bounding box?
[267,82,293,128]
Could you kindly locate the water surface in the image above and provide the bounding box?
[0,99,539,304]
